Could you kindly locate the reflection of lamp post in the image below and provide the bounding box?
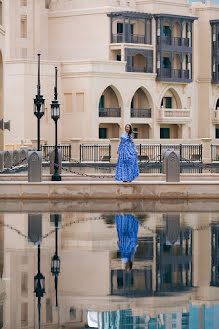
[34,54,45,151]
[51,67,61,181]
[34,244,45,329]
[50,214,61,307]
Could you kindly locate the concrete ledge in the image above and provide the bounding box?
[1,180,219,200]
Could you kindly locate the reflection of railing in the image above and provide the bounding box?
[80,144,111,162]
[99,108,121,118]
[131,108,151,118]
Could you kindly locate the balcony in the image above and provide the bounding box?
[157,36,190,48]
[99,108,121,118]
[158,108,191,124]
[131,108,151,118]
[112,33,146,44]
[157,68,190,82]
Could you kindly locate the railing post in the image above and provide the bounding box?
[180,144,182,161]
[109,144,111,161]
[140,144,142,160]
[69,138,81,162]
[160,144,162,162]
[110,138,120,164]
[200,138,212,164]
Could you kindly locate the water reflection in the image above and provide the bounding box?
[0,211,219,328]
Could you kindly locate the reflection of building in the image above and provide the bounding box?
[156,214,193,293]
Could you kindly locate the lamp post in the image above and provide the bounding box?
[34,244,45,329]
[34,54,45,151]
[51,67,61,181]
[50,214,61,307]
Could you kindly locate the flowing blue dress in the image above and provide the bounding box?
[115,132,139,182]
[115,215,139,263]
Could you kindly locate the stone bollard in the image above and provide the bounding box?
[20,149,28,164]
[110,138,120,163]
[28,151,42,182]
[12,150,20,167]
[162,148,174,174]
[201,138,212,164]
[4,151,13,169]
[0,152,3,172]
[49,149,62,175]
[165,150,180,182]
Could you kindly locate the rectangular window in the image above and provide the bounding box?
[99,128,107,139]
[165,97,172,109]
[99,95,104,109]
[160,128,170,139]
[131,24,134,35]
[76,92,84,112]
[163,57,171,69]
[20,16,27,38]
[133,127,138,139]
[117,23,123,34]
[216,128,219,138]
[163,26,171,37]
[64,93,72,113]
[116,55,121,61]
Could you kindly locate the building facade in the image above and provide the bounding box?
[1,0,219,150]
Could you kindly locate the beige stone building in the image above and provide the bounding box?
[1,0,219,150]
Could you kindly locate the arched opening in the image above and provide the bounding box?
[163,21,171,45]
[0,52,3,151]
[173,22,181,46]
[130,88,151,118]
[99,86,121,118]
[173,54,181,78]
[162,53,171,78]
[132,54,147,73]
[161,88,182,109]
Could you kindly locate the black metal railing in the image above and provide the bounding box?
[127,65,153,73]
[80,144,111,162]
[157,68,190,80]
[136,144,202,162]
[131,108,151,118]
[211,144,219,161]
[112,33,148,44]
[172,69,182,79]
[41,145,71,162]
[99,108,121,118]
[157,36,190,47]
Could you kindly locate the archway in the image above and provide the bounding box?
[131,88,151,118]
[99,86,121,118]
[132,54,147,72]
[161,88,182,109]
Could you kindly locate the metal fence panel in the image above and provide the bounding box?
[80,145,111,162]
[41,145,71,162]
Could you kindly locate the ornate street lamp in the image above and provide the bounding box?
[34,54,45,151]
[50,214,61,307]
[34,244,45,329]
[51,67,61,181]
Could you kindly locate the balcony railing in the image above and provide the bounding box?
[157,68,190,80]
[112,33,146,44]
[159,108,191,119]
[99,108,121,118]
[127,66,153,73]
[131,108,151,118]
[157,36,190,47]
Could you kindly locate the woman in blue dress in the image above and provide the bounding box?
[115,124,139,182]
[115,214,139,272]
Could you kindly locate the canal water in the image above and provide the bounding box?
[0,201,218,328]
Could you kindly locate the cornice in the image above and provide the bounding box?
[61,71,157,80]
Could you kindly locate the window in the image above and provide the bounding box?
[133,127,138,139]
[117,23,123,34]
[163,57,171,69]
[99,128,107,139]
[163,25,171,37]
[216,99,219,109]
[216,128,219,138]
[117,55,121,61]
[165,97,172,109]
[131,24,134,35]
[99,95,104,109]
[20,16,27,38]
[160,128,170,139]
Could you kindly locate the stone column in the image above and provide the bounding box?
[69,138,81,162]
[110,138,120,163]
[201,138,212,163]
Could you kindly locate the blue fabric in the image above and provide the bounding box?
[115,215,139,262]
[115,132,139,182]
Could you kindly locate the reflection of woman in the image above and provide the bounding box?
[115,214,139,271]
[115,124,139,182]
